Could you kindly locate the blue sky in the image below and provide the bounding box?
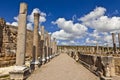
[1,0,120,46]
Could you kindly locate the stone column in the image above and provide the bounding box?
[96,43,99,54]
[54,38,57,56]
[118,33,120,51]
[31,13,40,69]
[10,3,30,80]
[48,34,51,60]
[112,33,117,53]
[50,40,53,58]
[40,26,46,64]
[44,32,49,62]
[51,40,54,58]
[107,44,109,53]
[53,38,56,57]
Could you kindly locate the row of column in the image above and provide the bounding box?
[9,2,58,80]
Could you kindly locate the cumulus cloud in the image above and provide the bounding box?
[52,18,88,40]
[11,22,18,26]
[27,8,46,23]
[6,22,11,25]
[57,40,80,45]
[14,16,19,21]
[27,23,33,30]
[79,7,120,32]
[80,7,106,22]
[6,8,46,31]
[85,30,114,46]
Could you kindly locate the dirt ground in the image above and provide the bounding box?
[27,53,99,80]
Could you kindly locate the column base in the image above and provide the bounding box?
[49,55,52,59]
[46,56,50,62]
[9,66,30,80]
[42,58,46,64]
[30,61,40,70]
[100,76,112,80]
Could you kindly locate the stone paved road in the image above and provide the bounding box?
[27,53,99,80]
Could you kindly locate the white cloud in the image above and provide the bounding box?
[80,7,106,22]
[79,7,120,32]
[6,8,46,31]
[58,40,80,45]
[6,22,11,25]
[27,23,33,30]
[27,8,46,23]
[85,29,114,46]
[14,16,18,21]
[11,22,18,26]
[52,18,88,40]
[72,14,77,21]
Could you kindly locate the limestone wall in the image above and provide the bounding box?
[4,25,33,57]
[0,18,34,67]
[114,57,120,75]
[74,53,115,77]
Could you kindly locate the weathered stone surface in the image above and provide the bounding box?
[112,33,117,53]
[16,2,27,66]
[9,2,30,80]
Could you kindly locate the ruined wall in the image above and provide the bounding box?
[0,18,34,67]
[8,25,33,57]
[71,53,115,78]
[1,24,33,57]
[0,18,5,53]
[114,58,120,75]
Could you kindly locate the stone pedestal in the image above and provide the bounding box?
[100,76,112,80]
[30,61,40,70]
[9,66,30,80]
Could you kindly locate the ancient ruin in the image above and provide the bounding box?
[0,2,120,80]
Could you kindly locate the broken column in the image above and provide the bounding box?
[9,3,30,80]
[31,12,40,69]
[112,33,117,53]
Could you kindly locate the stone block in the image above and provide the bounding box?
[100,76,112,80]
[9,66,30,80]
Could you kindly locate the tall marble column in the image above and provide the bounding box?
[10,3,30,80]
[31,13,40,69]
[112,33,117,53]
